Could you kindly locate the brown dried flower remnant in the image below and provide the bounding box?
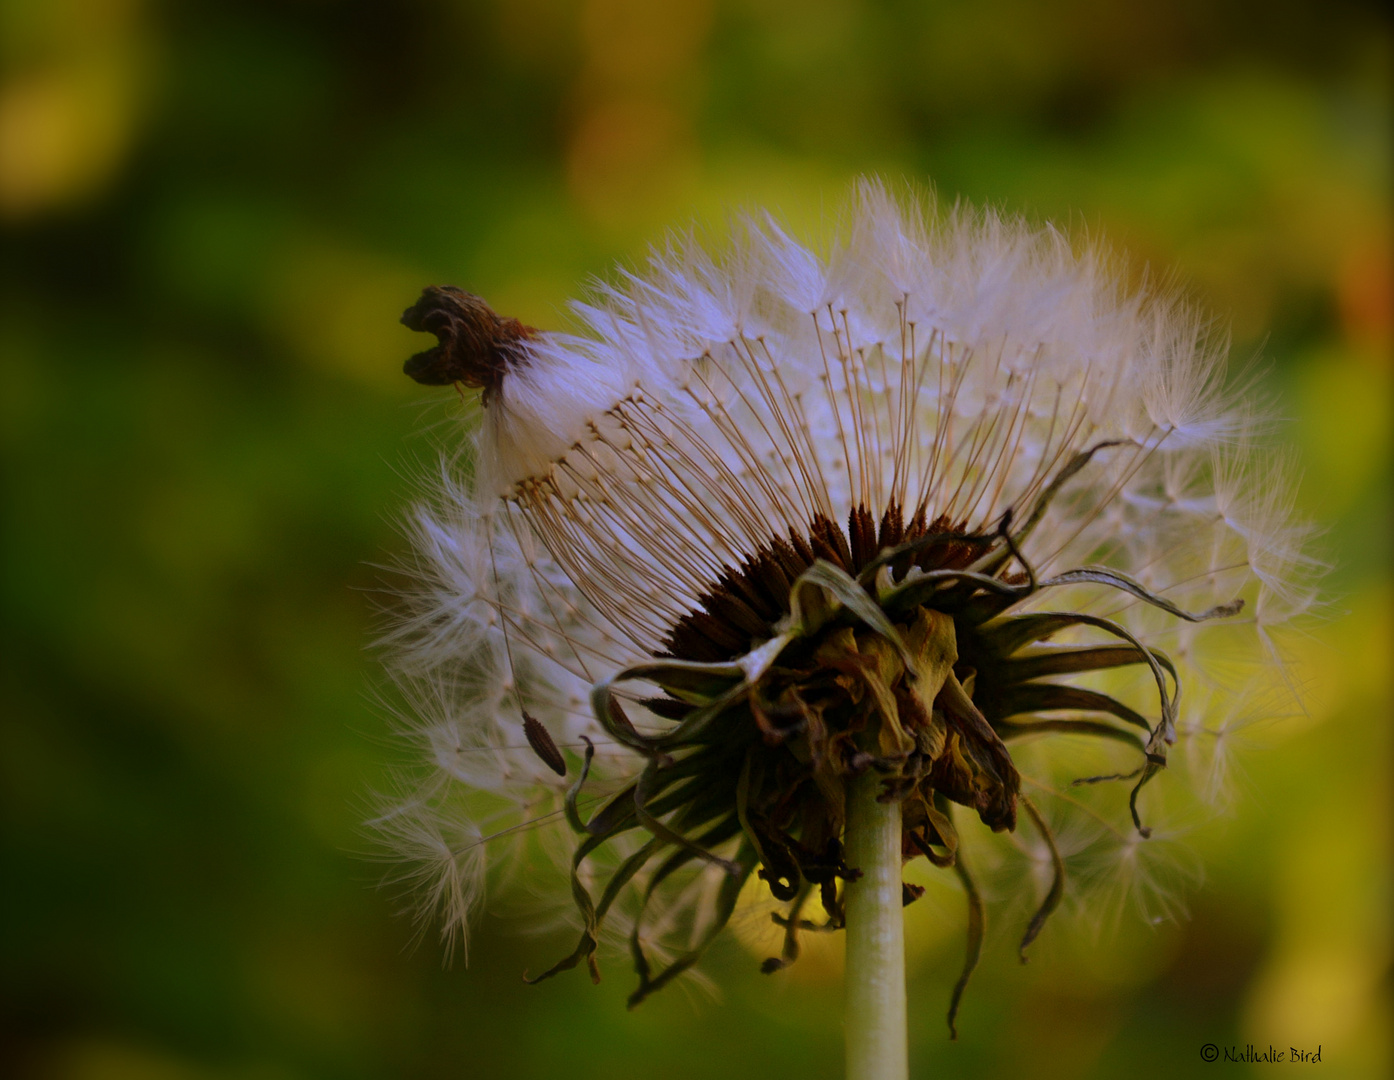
[401,286,535,399]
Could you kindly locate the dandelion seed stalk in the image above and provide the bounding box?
[843,767,907,1080]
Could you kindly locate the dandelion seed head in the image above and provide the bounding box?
[380,181,1316,1009]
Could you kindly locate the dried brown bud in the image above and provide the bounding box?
[400,286,536,400]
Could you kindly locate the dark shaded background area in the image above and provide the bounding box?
[1,2,1389,1078]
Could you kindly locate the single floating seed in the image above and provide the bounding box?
[523,711,567,777]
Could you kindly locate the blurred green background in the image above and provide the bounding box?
[1,1,1389,1078]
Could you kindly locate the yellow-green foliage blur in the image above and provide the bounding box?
[1,2,1388,1078]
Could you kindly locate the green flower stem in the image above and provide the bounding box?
[843,768,908,1080]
